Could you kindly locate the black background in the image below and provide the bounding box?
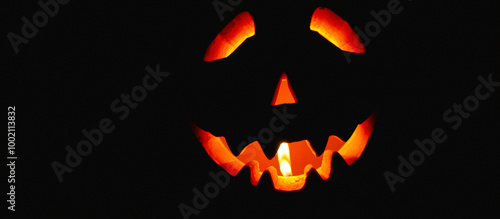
[3,0,500,218]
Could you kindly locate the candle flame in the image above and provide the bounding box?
[278,143,293,177]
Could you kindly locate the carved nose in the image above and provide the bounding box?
[271,72,298,106]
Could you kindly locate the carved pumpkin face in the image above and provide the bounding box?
[192,7,377,191]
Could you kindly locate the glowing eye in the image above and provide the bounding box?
[204,11,255,62]
[310,7,365,53]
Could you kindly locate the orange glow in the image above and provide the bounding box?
[204,11,255,62]
[277,143,293,177]
[191,112,377,191]
[271,73,298,106]
[310,7,365,53]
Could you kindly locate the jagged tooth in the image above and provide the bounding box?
[256,170,277,192]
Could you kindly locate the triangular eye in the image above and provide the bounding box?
[204,11,255,62]
[310,7,365,53]
[271,72,298,106]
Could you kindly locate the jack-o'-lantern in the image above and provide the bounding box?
[192,7,376,191]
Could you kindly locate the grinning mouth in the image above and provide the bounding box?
[191,112,377,191]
